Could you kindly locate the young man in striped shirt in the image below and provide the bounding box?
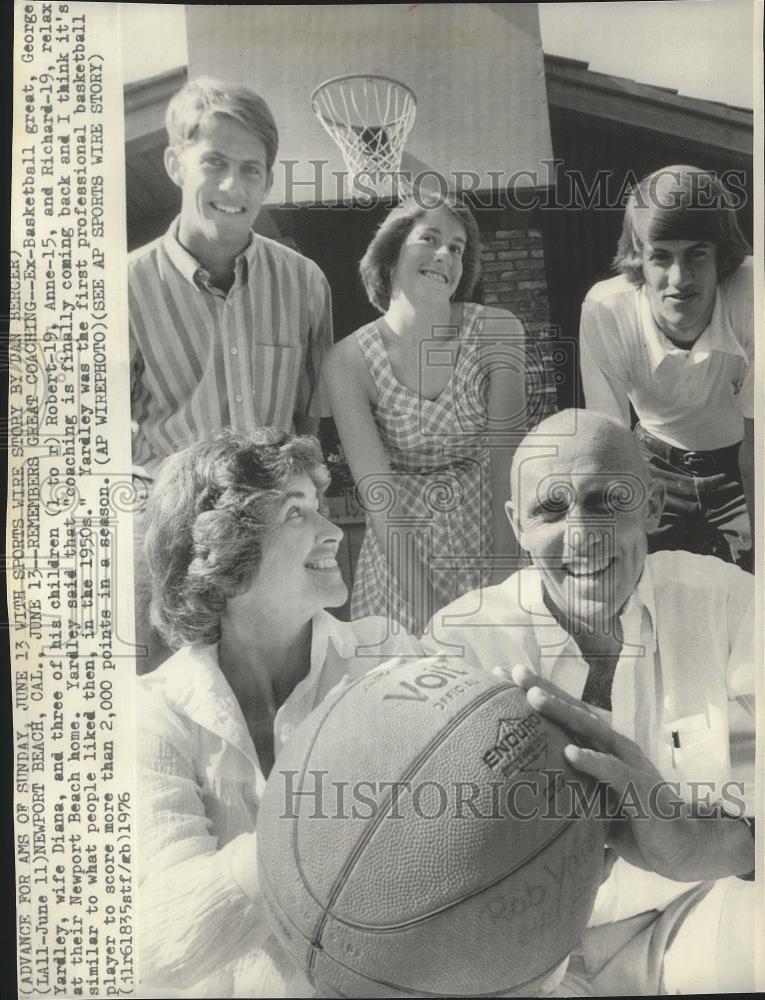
[129,78,333,669]
[129,77,333,481]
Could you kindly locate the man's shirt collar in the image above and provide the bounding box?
[513,558,658,664]
[639,284,748,373]
[162,216,256,289]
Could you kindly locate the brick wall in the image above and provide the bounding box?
[479,225,559,427]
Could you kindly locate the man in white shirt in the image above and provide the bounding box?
[579,165,753,571]
[426,409,755,994]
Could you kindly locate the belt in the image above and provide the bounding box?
[634,424,741,477]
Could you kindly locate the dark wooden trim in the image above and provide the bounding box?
[124,66,188,113]
[544,54,752,156]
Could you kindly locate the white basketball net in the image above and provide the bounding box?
[311,75,417,199]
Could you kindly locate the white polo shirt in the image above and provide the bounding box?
[424,550,754,809]
[579,258,753,451]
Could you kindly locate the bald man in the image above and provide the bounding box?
[425,409,755,994]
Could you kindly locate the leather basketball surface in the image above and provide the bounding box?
[258,657,606,997]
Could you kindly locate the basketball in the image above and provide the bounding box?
[257,657,606,998]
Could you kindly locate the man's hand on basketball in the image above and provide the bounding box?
[508,664,755,883]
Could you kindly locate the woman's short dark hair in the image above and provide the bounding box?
[613,165,750,285]
[360,194,481,312]
[145,431,329,649]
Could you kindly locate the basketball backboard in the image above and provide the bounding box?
[185,3,554,205]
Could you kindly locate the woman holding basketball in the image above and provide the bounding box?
[135,431,419,997]
[323,194,527,635]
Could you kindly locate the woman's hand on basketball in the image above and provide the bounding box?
[508,664,753,882]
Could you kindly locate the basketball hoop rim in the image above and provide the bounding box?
[310,73,418,127]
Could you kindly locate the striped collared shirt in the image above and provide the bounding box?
[129,218,333,478]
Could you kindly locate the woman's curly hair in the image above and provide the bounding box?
[144,431,329,649]
[359,193,481,313]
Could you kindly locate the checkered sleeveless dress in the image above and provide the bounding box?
[350,303,493,632]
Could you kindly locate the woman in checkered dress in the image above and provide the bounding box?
[323,195,527,634]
